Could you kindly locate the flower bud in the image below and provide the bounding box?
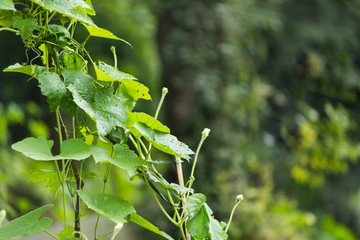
[202,128,211,138]
[115,222,124,232]
[236,194,244,202]
[162,87,168,94]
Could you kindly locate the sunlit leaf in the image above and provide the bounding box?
[127,112,169,134]
[3,63,45,78]
[95,61,136,82]
[28,169,60,194]
[130,213,174,240]
[77,190,135,223]
[30,0,95,26]
[0,10,14,27]
[0,204,53,240]
[83,24,131,46]
[58,225,75,239]
[118,79,151,101]
[37,71,66,112]
[0,0,15,11]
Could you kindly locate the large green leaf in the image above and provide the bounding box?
[83,24,131,46]
[12,137,91,161]
[0,10,14,27]
[37,71,66,112]
[0,204,53,240]
[28,169,60,194]
[11,136,55,160]
[63,69,130,137]
[29,0,95,26]
[0,0,15,11]
[187,205,210,239]
[130,213,174,240]
[77,190,135,223]
[3,63,45,78]
[12,15,37,40]
[59,138,91,160]
[95,61,136,81]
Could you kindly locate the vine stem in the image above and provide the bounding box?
[175,156,191,240]
[225,194,243,233]
[42,228,60,240]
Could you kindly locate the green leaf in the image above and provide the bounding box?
[28,169,60,194]
[187,193,207,216]
[90,144,148,175]
[127,112,169,134]
[130,213,174,240]
[11,136,55,161]
[12,137,91,161]
[58,225,75,239]
[90,145,113,163]
[0,0,15,11]
[59,52,84,70]
[3,63,45,78]
[208,214,228,240]
[146,170,193,195]
[133,126,193,160]
[0,204,53,240]
[30,0,95,26]
[37,71,66,112]
[111,144,148,174]
[77,190,135,223]
[12,15,38,40]
[118,79,151,101]
[84,0,95,15]
[187,205,210,239]
[58,138,91,160]
[63,70,130,137]
[83,24,131,46]
[95,61,137,82]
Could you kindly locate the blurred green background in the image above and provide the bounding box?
[1,0,360,239]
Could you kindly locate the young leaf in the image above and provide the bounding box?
[11,136,56,161]
[130,213,174,240]
[30,0,95,26]
[28,169,60,194]
[77,190,135,223]
[37,71,66,112]
[59,52,84,70]
[0,10,14,27]
[95,61,136,82]
[57,138,91,160]
[12,15,38,40]
[58,225,75,239]
[0,0,15,11]
[3,63,45,78]
[83,24,131,46]
[0,204,53,240]
[187,205,210,239]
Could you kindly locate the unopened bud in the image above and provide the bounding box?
[202,128,211,138]
[0,210,6,225]
[162,87,168,94]
[115,222,124,231]
[236,194,244,202]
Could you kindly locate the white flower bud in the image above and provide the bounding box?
[162,87,168,94]
[202,128,211,138]
[236,194,244,202]
[115,222,124,231]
